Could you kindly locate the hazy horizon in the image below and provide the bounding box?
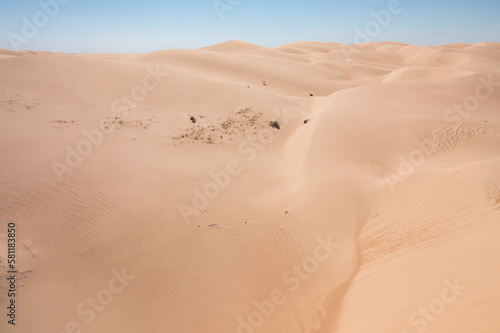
[1,0,500,53]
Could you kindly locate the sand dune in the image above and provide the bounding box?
[0,41,499,333]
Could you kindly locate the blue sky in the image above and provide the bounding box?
[0,0,499,53]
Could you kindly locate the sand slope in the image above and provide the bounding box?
[0,41,499,333]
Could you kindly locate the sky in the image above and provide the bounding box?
[0,0,499,53]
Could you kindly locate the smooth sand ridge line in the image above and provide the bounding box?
[381,66,476,82]
[120,48,354,97]
[396,45,473,68]
[0,48,55,56]
[279,94,390,332]
[202,39,311,63]
[335,171,500,333]
[279,66,500,331]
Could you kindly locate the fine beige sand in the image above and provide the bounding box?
[1,41,499,333]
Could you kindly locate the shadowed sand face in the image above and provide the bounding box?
[0,41,500,333]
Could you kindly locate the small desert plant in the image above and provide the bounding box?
[303,119,309,124]
[262,80,268,86]
[269,120,280,130]
[190,116,196,123]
